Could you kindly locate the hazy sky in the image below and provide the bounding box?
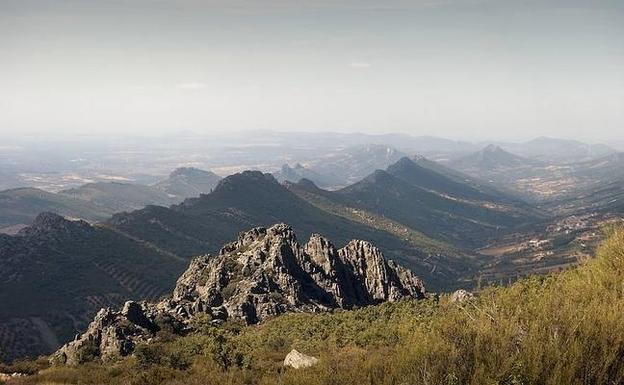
[1,0,622,142]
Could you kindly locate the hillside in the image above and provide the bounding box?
[0,168,222,231]
[288,158,541,249]
[59,182,176,213]
[545,153,624,212]
[451,144,541,171]
[305,144,407,187]
[152,167,222,199]
[387,157,512,203]
[9,228,624,385]
[273,163,340,189]
[411,155,525,201]
[506,136,615,163]
[545,179,624,216]
[107,171,471,286]
[447,145,565,201]
[0,188,109,229]
[0,213,188,361]
[568,152,624,181]
[339,171,536,248]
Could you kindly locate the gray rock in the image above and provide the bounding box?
[283,349,319,369]
[450,289,474,303]
[53,223,425,364]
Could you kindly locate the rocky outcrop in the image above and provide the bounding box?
[283,349,319,369]
[52,223,425,364]
[51,301,161,365]
[18,212,94,238]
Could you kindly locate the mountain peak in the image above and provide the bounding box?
[219,223,297,255]
[386,157,422,175]
[152,167,222,200]
[19,212,92,237]
[483,144,503,152]
[451,144,538,170]
[213,170,278,193]
[31,212,66,226]
[394,156,417,167]
[169,167,212,178]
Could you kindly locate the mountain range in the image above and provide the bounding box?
[497,137,616,163]
[0,167,221,232]
[300,144,408,188]
[2,140,622,363]
[289,157,540,249]
[0,154,540,361]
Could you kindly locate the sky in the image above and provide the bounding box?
[0,0,623,142]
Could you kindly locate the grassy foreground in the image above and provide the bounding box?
[5,229,624,385]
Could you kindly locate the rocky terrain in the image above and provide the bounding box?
[52,224,425,364]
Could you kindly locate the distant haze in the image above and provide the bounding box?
[1,0,623,142]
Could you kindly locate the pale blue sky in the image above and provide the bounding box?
[1,0,622,142]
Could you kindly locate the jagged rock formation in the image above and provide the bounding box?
[52,224,425,364]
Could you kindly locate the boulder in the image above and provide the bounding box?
[283,349,319,369]
[450,289,474,303]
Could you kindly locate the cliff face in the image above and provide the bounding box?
[52,224,425,365]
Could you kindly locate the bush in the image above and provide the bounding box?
[134,344,165,369]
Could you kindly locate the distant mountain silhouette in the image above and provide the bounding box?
[512,137,615,163]
[386,157,505,202]
[305,144,407,187]
[451,145,542,171]
[153,167,222,199]
[59,182,176,212]
[334,165,538,248]
[0,187,109,228]
[273,163,341,189]
[0,167,222,230]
